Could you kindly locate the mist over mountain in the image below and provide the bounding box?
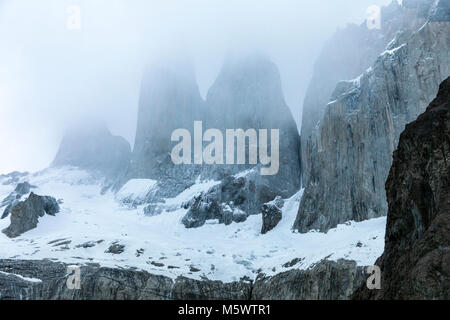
[0,0,449,301]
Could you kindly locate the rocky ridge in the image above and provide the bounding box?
[296,1,450,232]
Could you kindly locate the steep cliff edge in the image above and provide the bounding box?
[0,258,366,300]
[353,77,449,300]
[127,60,208,198]
[52,124,131,184]
[296,1,449,232]
[300,0,415,185]
[121,54,301,225]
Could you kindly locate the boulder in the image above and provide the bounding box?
[2,193,60,238]
[1,182,36,219]
[261,196,284,234]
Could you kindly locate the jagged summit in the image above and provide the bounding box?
[118,53,301,224]
[207,53,289,128]
[52,123,131,182]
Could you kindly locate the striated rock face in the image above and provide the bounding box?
[127,60,208,198]
[300,1,412,186]
[52,124,131,184]
[125,54,301,226]
[353,77,450,300]
[253,259,366,300]
[1,182,35,219]
[0,259,366,300]
[2,193,60,238]
[295,2,450,233]
[206,54,301,196]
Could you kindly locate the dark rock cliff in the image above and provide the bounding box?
[353,77,450,300]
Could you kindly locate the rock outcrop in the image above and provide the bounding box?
[2,193,60,238]
[0,259,366,300]
[127,60,208,198]
[353,77,450,300]
[261,196,284,234]
[52,124,131,184]
[295,1,450,232]
[1,182,35,219]
[253,259,366,300]
[125,54,301,227]
[205,54,301,196]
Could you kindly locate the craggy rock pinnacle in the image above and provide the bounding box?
[1,182,36,219]
[2,193,60,238]
[253,259,366,300]
[125,54,301,227]
[52,124,131,184]
[261,196,284,234]
[353,77,450,300]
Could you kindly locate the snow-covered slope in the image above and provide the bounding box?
[0,167,385,282]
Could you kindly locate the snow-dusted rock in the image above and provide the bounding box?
[296,1,450,232]
[1,182,36,219]
[2,193,60,238]
[261,196,284,234]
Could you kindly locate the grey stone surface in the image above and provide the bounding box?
[124,59,208,199]
[1,182,35,219]
[0,258,366,300]
[353,77,450,300]
[2,193,60,238]
[125,54,301,226]
[181,171,286,228]
[261,196,284,234]
[253,259,366,300]
[300,1,410,186]
[52,124,131,185]
[296,3,450,233]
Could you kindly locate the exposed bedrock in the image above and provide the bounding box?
[2,192,60,238]
[296,1,449,233]
[126,59,208,198]
[0,259,367,300]
[261,196,284,234]
[353,77,450,300]
[125,54,301,225]
[52,124,131,185]
[300,0,413,185]
[1,182,36,219]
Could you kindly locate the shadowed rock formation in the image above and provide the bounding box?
[353,77,449,300]
[125,54,301,227]
[2,192,60,238]
[296,1,449,232]
[1,182,36,219]
[52,124,131,184]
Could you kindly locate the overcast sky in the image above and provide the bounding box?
[0,0,392,173]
